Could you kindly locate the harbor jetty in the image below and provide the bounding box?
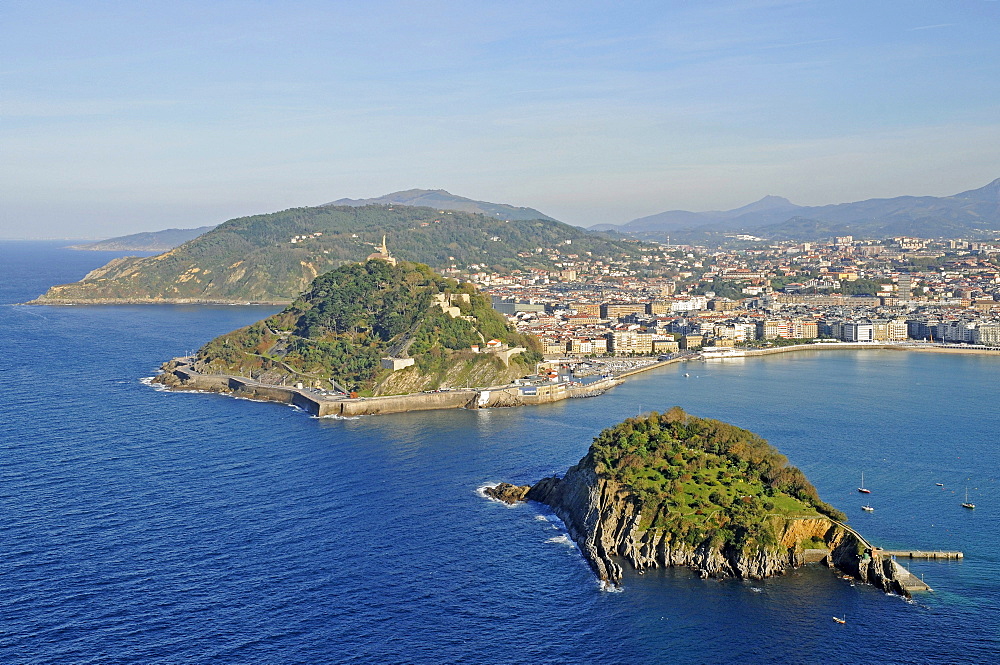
[828,521,962,593]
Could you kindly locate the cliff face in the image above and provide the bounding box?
[526,458,906,594]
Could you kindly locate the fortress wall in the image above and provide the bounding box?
[335,390,475,416]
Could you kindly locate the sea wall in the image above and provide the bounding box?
[335,391,475,416]
[157,362,481,417]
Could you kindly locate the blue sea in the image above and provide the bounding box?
[1,240,998,664]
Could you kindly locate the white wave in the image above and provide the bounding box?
[534,515,549,522]
[139,376,171,391]
[545,534,576,548]
[599,580,624,593]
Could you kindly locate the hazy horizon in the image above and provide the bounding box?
[3,1,999,238]
[3,177,999,242]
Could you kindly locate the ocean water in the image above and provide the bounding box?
[1,241,998,664]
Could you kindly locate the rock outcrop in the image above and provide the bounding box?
[484,483,531,504]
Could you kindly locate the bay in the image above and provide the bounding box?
[1,241,997,664]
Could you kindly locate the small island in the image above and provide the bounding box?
[488,408,914,595]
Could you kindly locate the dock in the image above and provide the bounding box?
[887,559,933,593]
[883,550,964,560]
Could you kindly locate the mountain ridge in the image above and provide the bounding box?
[325,188,557,222]
[69,226,217,252]
[599,178,1000,240]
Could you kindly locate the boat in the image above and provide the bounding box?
[833,615,846,624]
[858,472,871,494]
[962,487,975,510]
[936,483,944,487]
[862,504,874,512]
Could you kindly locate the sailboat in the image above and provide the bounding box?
[833,615,846,624]
[858,472,871,494]
[862,504,874,512]
[962,487,975,510]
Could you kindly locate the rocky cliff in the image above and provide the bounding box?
[525,462,906,594]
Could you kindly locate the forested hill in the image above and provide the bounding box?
[32,204,646,304]
[184,259,541,395]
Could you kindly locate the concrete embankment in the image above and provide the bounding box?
[159,362,623,417]
[166,364,480,416]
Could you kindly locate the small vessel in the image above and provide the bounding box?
[858,472,871,494]
[936,483,944,487]
[962,487,975,510]
[833,615,846,624]
[862,504,874,512]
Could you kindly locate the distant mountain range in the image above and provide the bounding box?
[69,226,217,251]
[594,178,1000,242]
[327,189,557,222]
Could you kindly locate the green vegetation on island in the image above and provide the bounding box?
[33,204,648,304]
[587,407,845,549]
[190,259,542,395]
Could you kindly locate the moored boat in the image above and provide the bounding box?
[962,486,975,509]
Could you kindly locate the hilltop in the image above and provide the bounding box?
[31,204,644,304]
[490,408,907,594]
[158,259,542,396]
[327,188,557,221]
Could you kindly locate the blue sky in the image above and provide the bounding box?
[3,0,999,237]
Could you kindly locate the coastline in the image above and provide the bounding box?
[152,341,999,417]
[153,360,631,417]
[24,297,292,306]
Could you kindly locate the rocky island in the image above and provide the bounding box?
[489,408,912,595]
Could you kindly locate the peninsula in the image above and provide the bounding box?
[155,258,544,398]
[488,408,919,596]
